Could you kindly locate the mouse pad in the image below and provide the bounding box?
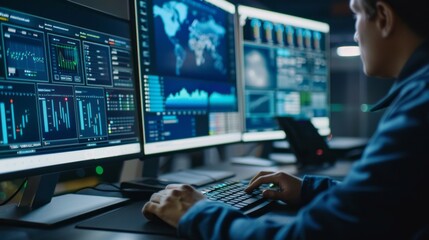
[76,201,177,236]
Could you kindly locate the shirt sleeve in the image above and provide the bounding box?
[178,200,296,239]
[178,189,370,240]
[300,175,340,206]
[177,175,340,240]
[177,76,429,239]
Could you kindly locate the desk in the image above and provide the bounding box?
[0,160,354,240]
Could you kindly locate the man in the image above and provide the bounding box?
[142,0,429,238]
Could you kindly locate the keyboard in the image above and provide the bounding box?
[200,180,273,215]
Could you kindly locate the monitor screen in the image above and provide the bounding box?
[0,1,142,180]
[238,5,331,142]
[133,0,241,155]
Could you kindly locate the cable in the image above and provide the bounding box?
[75,184,156,200]
[74,181,121,193]
[87,187,123,193]
[0,178,28,206]
[99,182,121,190]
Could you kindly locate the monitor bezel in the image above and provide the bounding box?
[130,0,243,157]
[237,5,332,142]
[0,0,144,181]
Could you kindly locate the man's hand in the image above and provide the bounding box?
[142,184,205,228]
[245,171,303,206]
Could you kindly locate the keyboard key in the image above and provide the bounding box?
[200,180,271,214]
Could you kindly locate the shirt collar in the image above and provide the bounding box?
[370,40,429,112]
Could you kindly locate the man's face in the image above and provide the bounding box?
[350,0,385,77]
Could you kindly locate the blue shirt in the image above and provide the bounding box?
[177,41,429,239]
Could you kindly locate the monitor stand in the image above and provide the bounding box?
[0,173,127,226]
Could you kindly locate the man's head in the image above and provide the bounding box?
[350,0,427,78]
[359,0,429,38]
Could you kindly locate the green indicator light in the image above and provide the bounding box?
[95,166,104,175]
[360,104,370,112]
[330,103,344,112]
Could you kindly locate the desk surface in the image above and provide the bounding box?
[0,160,354,240]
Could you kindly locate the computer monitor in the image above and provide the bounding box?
[237,5,331,143]
[132,0,241,155]
[0,0,142,225]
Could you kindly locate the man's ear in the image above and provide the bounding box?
[375,1,395,38]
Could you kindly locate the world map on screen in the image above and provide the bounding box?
[153,0,227,76]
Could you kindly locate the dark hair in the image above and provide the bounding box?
[360,0,429,38]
